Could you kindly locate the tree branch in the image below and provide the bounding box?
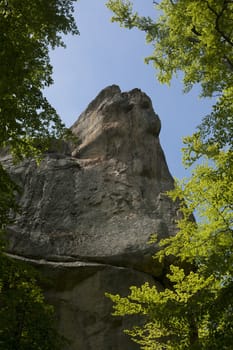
[205,0,233,47]
[223,55,233,72]
[169,0,175,5]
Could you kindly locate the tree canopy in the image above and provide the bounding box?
[107,0,233,95]
[0,0,78,159]
[106,1,233,348]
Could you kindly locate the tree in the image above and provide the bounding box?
[0,1,78,347]
[0,254,66,350]
[107,148,233,349]
[0,0,79,159]
[106,1,233,348]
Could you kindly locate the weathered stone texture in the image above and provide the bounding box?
[1,86,179,350]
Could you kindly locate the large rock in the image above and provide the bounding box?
[2,86,179,350]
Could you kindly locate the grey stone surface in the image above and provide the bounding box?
[1,86,180,349]
[7,253,160,350]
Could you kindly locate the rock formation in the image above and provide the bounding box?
[2,85,180,350]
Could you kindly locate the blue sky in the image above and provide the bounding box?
[44,0,213,179]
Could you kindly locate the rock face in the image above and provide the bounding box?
[2,86,179,350]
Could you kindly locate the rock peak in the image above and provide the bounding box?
[78,85,121,116]
[71,86,161,163]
